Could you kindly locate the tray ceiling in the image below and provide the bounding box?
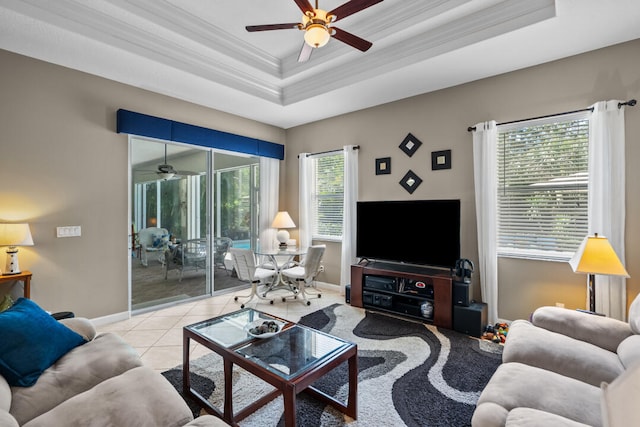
[1,0,640,128]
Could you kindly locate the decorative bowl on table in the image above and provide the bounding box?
[244,319,285,339]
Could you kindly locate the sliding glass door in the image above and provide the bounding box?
[129,138,261,311]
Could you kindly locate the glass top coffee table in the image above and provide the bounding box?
[183,308,358,426]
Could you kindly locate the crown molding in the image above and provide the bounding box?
[108,0,283,76]
[9,0,283,101]
[283,0,556,105]
[281,0,472,78]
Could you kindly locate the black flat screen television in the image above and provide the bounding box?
[356,199,460,268]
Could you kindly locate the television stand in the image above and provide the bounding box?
[350,261,453,329]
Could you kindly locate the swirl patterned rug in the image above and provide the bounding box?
[162,303,502,426]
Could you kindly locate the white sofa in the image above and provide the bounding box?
[473,293,640,426]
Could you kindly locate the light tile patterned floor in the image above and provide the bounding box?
[96,284,346,372]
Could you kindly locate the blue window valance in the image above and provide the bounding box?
[116,109,284,160]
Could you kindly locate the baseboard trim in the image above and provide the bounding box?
[90,311,130,327]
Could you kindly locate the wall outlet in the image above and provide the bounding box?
[555,302,565,308]
[318,265,325,272]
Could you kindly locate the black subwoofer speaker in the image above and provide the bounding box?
[345,284,351,304]
[452,281,470,306]
[453,303,487,338]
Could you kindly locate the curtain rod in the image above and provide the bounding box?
[467,99,637,132]
[297,145,360,158]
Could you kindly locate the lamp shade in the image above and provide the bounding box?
[569,234,629,277]
[271,211,296,229]
[0,223,34,247]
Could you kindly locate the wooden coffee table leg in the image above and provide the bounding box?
[223,359,234,423]
[282,383,297,427]
[347,352,358,419]
[183,335,191,396]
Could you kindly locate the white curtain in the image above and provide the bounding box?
[340,145,359,292]
[298,153,313,250]
[259,157,279,253]
[588,100,627,320]
[472,121,499,324]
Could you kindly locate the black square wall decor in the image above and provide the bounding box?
[375,157,391,175]
[399,170,422,194]
[399,133,422,157]
[431,149,452,170]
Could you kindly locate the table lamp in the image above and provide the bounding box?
[569,233,629,313]
[271,211,296,249]
[0,223,34,275]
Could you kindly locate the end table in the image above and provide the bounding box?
[0,271,32,299]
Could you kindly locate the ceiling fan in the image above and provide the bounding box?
[246,0,383,62]
[137,144,200,181]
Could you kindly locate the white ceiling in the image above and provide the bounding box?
[1,0,640,129]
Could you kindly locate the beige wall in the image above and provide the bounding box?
[2,38,639,322]
[284,39,640,321]
[0,49,285,318]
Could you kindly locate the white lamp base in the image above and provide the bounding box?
[276,230,290,248]
[5,249,21,275]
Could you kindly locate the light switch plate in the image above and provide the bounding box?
[57,226,81,238]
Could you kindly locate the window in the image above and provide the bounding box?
[311,152,344,240]
[497,112,589,261]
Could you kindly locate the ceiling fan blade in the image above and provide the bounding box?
[293,0,315,16]
[246,23,300,32]
[298,42,313,62]
[329,0,383,22]
[332,27,372,52]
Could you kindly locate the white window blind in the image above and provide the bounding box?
[311,152,344,239]
[497,112,589,261]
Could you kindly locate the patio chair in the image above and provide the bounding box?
[230,248,276,308]
[280,245,325,306]
[164,238,207,281]
[213,237,233,273]
[137,227,169,267]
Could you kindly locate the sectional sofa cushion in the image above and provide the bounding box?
[600,362,640,427]
[10,332,143,425]
[0,298,86,387]
[474,362,602,427]
[22,366,193,427]
[616,335,640,368]
[628,293,640,334]
[531,306,633,353]
[505,408,592,426]
[503,319,624,386]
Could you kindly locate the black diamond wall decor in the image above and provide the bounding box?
[399,170,422,194]
[399,133,422,157]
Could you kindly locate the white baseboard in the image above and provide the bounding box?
[90,311,130,327]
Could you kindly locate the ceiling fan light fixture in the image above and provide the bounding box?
[304,24,330,48]
[302,8,330,48]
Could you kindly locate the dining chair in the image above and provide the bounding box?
[230,248,277,308]
[280,245,325,306]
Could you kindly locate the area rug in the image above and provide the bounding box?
[162,303,502,426]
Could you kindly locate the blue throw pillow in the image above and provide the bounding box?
[0,298,87,387]
[152,233,169,249]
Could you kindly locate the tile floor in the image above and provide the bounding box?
[96,284,346,373]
